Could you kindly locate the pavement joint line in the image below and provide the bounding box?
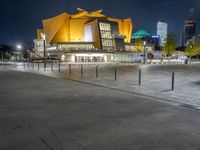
[20,117,56,150]
[65,77,182,107]
[180,103,200,112]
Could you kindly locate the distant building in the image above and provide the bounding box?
[131,29,160,48]
[34,8,136,62]
[186,34,200,46]
[157,21,168,46]
[126,29,160,53]
[181,19,196,46]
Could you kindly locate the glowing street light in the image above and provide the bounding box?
[17,44,22,50]
[15,44,23,62]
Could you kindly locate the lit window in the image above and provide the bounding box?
[99,23,111,31]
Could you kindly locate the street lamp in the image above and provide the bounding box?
[41,33,46,69]
[16,44,22,62]
[143,41,146,64]
[17,44,22,50]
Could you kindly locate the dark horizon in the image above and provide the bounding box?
[0,0,200,47]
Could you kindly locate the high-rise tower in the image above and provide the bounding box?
[157,21,168,46]
[181,19,196,46]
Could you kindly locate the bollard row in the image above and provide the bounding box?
[24,62,176,91]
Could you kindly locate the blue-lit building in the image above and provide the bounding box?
[131,29,160,48]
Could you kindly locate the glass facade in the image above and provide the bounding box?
[99,22,114,50]
[58,43,95,51]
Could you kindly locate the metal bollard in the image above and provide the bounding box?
[139,69,141,85]
[23,62,25,69]
[172,72,175,91]
[44,61,46,71]
[32,62,34,69]
[38,62,40,70]
[28,61,29,68]
[114,67,117,81]
[81,64,83,77]
[51,61,53,71]
[69,64,72,76]
[59,61,61,72]
[96,65,99,79]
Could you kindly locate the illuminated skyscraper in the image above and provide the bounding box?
[181,19,196,46]
[157,21,168,46]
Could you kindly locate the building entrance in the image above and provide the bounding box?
[75,56,104,62]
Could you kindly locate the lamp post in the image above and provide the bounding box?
[16,44,22,62]
[42,34,47,70]
[27,50,30,68]
[44,40,46,69]
[143,41,146,64]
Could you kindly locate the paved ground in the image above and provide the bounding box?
[11,62,200,108]
[1,70,200,150]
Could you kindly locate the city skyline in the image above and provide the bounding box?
[0,0,200,46]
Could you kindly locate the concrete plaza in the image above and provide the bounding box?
[12,62,200,108]
[0,68,200,149]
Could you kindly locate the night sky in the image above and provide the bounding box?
[0,0,200,47]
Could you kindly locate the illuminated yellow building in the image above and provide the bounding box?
[34,8,135,62]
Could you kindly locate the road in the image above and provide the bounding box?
[0,70,200,150]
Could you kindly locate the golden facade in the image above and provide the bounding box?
[38,8,133,48]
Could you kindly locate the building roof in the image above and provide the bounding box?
[40,8,133,44]
[132,29,150,39]
[185,18,195,24]
[71,8,106,19]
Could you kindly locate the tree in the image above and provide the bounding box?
[4,51,11,60]
[134,38,144,53]
[185,43,196,61]
[0,45,14,53]
[194,43,200,60]
[163,34,176,57]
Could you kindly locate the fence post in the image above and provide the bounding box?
[96,65,99,79]
[114,67,117,81]
[172,72,175,91]
[139,69,141,85]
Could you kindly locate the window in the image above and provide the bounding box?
[58,43,95,51]
[99,22,113,49]
[101,31,112,39]
[99,23,111,31]
[102,39,113,47]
